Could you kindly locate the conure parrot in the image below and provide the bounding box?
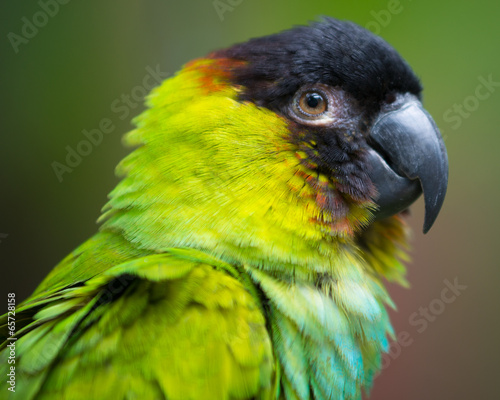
[0,17,448,400]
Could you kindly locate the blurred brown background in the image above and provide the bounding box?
[1,0,499,399]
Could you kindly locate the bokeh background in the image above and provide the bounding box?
[1,0,499,398]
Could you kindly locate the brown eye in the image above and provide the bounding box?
[298,92,327,115]
[290,84,338,125]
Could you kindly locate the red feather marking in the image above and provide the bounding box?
[185,58,246,94]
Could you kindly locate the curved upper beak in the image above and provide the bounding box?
[367,95,448,233]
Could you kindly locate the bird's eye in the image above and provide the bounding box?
[290,84,338,124]
[298,92,327,115]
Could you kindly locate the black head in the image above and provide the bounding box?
[212,17,422,112]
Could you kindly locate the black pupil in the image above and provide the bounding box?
[306,93,323,108]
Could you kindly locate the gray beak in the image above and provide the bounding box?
[367,95,448,233]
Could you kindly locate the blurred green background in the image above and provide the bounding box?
[1,0,499,398]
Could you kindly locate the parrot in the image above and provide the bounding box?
[0,17,448,400]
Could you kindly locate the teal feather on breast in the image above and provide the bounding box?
[247,260,393,400]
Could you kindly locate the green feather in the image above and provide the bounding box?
[1,251,274,400]
[0,57,412,400]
